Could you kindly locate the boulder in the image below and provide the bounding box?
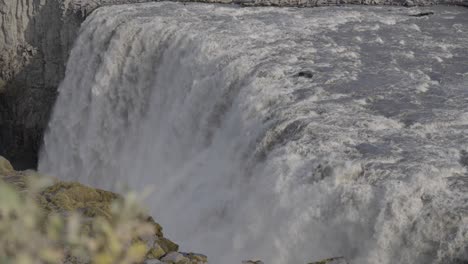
[161,252,190,263]
[157,237,180,253]
[147,242,167,259]
[182,253,208,263]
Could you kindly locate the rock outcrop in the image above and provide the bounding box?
[0,0,84,169]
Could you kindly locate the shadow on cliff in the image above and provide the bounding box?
[0,0,84,170]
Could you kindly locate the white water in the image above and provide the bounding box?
[39,3,468,264]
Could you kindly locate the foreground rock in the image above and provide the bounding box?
[0,156,207,264]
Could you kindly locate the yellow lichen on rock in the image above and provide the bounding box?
[39,181,119,219]
[156,236,180,253]
[147,242,166,259]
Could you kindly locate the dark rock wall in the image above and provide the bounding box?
[0,0,84,169]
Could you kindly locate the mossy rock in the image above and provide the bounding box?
[38,181,120,219]
[184,253,208,262]
[146,242,166,259]
[157,237,179,253]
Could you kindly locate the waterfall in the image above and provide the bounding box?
[39,3,468,263]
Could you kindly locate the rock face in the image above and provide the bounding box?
[0,0,466,169]
[0,155,208,264]
[0,0,84,169]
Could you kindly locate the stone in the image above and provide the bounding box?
[409,11,435,17]
[308,257,348,264]
[147,242,166,259]
[182,253,208,263]
[242,260,264,264]
[146,216,164,237]
[296,70,314,79]
[38,181,119,219]
[144,259,164,264]
[459,150,468,168]
[161,252,190,263]
[157,237,179,253]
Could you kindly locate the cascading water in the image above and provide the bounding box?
[39,3,468,264]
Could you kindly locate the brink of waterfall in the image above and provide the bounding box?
[39,3,468,264]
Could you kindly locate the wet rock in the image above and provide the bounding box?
[161,252,190,263]
[403,0,415,6]
[157,237,180,253]
[409,11,435,17]
[308,257,348,264]
[459,150,468,168]
[295,70,314,79]
[144,259,164,264]
[0,0,84,169]
[182,253,208,263]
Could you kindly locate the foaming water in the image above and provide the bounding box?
[40,3,468,263]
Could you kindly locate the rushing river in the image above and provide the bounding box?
[39,3,468,263]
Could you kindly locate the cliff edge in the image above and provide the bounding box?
[0,0,466,169]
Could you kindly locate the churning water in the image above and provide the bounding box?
[39,3,468,263]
